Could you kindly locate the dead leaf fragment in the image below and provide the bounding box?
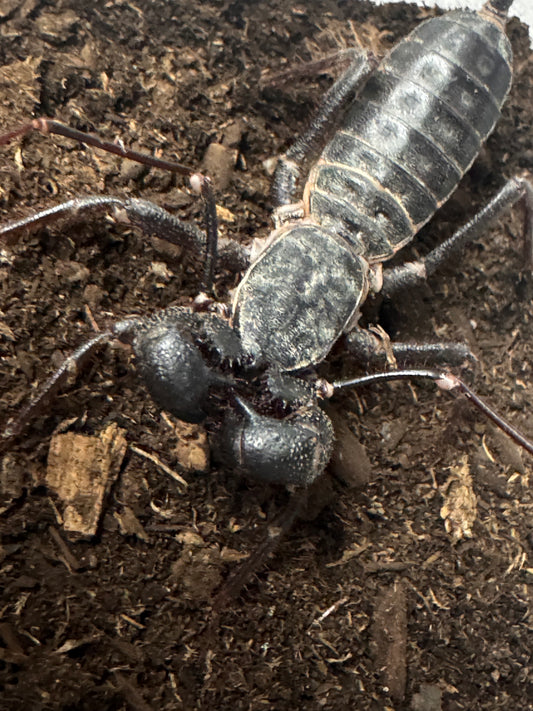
[46,423,127,538]
[327,407,371,488]
[216,204,237,223]
[0,57,41,118]
[36,8,79,42]
[440,457,477,543]
[169,420,209,472]
[202,142,237,191]
[114,506,149,542]
[171,531,223,601]
[411,683,443,711]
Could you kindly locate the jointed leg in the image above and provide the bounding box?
[260,48,362,89]
[345,327,474,369]
[0,195,249,279]
[0,332,113,454]
[381,176,533,299]
[0,196,123,243]
[0,119,243,291]
[327,368,533,457]
[271,49,376,211]
[213,488,308,608]
[0,118,193,175]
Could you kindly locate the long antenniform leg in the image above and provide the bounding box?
[214,366,533,606]
[327,369,533,456]
[0,332,113,455]
[0,118,246,291]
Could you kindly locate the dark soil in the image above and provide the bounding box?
[1,1,532,710]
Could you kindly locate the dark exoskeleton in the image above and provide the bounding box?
[1,0,533,492]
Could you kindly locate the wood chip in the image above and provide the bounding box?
[46,423,127,538]
[440,456,477,543]
[370,580,407,701]
[114,506,149,542]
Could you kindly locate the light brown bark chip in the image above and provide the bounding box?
[46,423,127,538]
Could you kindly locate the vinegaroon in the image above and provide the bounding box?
[1,0,532,541]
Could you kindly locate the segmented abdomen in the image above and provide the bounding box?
[305,10,513,262]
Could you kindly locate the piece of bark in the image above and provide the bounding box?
[46,423,127,538]
[370,580,408,701]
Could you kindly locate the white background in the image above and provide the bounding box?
[371,0,532,42]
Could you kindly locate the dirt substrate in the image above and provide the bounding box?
[0,1,532,709]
